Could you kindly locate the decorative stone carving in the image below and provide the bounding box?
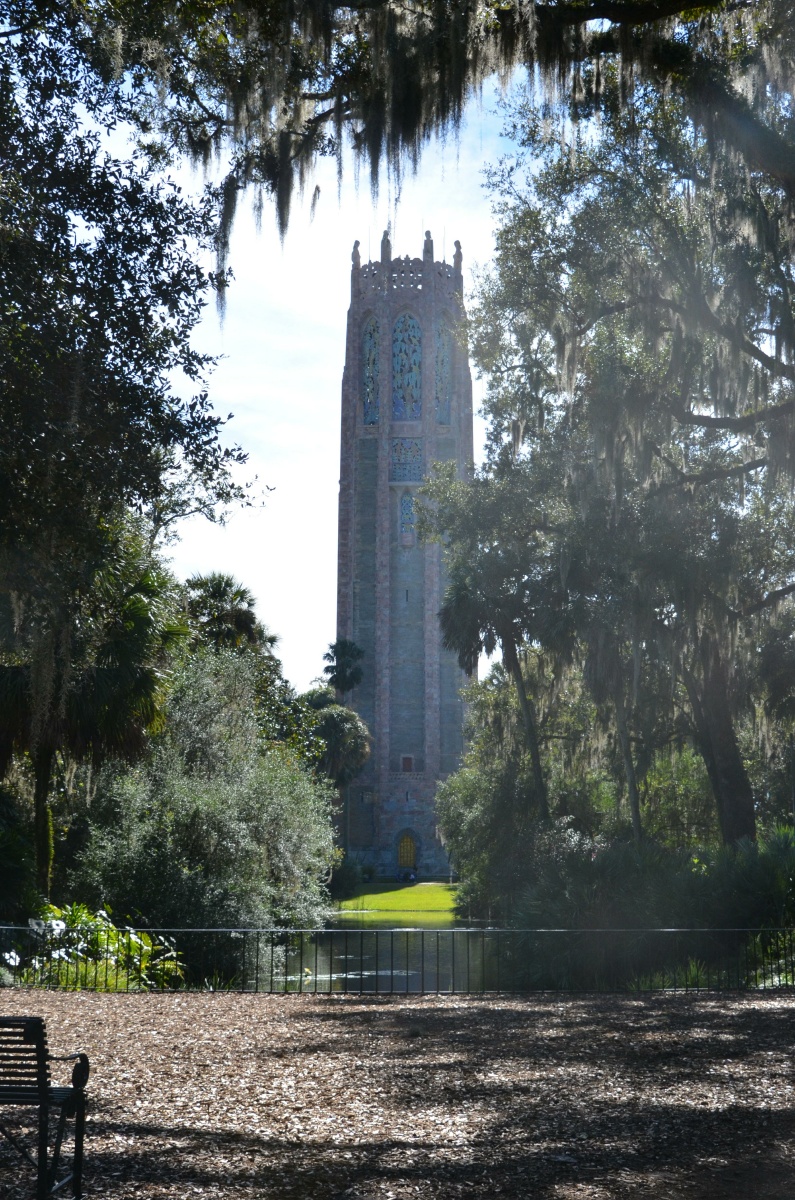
[435,319,452,424]
[423,230,433,261]
[381,229,392,264]
[400,492,416,545]
[362,316,380,424]
[392,313,422,420]
[390,438,423,481]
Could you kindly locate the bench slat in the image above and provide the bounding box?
[0,1019,51,1101]
[0,1017,88,1197]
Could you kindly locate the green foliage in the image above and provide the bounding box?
[640,748,718,848]
[69,651,336,929]
[186,573,277,653]
[16,903,183,992]
[328,854,361,901]
[309,703,370,788]
[1,35,243,557]
[322,640,364,695]
[512,824,795,933]
[0,519,188,895]
[436,663,616,920]
[1,9,244,889]
[302,685,336,711]
[71,750,334,929]
[428,43,795,849]
[299,679,371,788]
[9,0,790,244]
[0,786,34,922]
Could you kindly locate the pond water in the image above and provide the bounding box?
[284,927,507,992]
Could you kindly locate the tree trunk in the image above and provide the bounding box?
[614,690,643,843]
[33,747,54,898]
[681,645,756,845]
[501,637,550,820]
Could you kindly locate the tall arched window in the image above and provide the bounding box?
[392,313,422,420]
[362,316,380,424]
[435,319,453,424]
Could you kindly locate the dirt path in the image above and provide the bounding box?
[1,990,793,1198]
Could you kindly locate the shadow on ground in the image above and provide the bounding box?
[1,991,793,1198]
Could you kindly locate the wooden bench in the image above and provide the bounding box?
[0,1016,90,1199]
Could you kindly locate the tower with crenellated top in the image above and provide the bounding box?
[336,230,474,877]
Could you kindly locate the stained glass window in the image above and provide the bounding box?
[362,316,380,424]
[435,321,452,424]
[392,313,422,420]
[400,492,415,540]
[391,439,423,481]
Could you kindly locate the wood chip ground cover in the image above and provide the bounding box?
[1,990,793,1198]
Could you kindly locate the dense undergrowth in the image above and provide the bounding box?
[510,824,795,933]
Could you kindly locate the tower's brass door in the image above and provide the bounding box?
[398,833,416,869]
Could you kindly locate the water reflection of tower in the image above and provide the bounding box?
[336,230,474,876]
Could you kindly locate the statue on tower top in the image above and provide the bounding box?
[380,229,392,264]
[453,239,463,294]
[423,230,433,261]
[351,239,361,269]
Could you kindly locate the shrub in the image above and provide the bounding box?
[7,904,182,991]
[71,747,334,930]
[329,856,360,900]
[512,821,795,932]
[67,650,336,931]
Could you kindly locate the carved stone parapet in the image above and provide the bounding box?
[356,255,459,298]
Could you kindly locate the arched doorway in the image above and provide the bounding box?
[397,832,416,870]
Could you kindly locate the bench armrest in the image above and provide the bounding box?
[49,1052,90,1090]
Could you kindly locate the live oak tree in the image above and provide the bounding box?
[0,33,244,893]
[436,512,552,821]
[6,2,795,239]
[428,62,795,846]
[6,0,795,880]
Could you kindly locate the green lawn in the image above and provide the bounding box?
[339,880,456,914]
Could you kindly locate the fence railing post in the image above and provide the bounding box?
[3,925,795,995]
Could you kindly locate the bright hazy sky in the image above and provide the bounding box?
[166,88,516,691]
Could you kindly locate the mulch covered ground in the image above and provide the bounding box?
[1,989,794,1199]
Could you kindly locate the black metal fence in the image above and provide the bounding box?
[2,924,794,994]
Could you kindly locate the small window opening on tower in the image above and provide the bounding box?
[401,755,414,772]
[400,492,416,546]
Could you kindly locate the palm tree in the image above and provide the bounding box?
[322,639,364,694]
[314,705,371,788]
[186,573,277,653]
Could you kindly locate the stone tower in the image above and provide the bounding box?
[336,230,474,877]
